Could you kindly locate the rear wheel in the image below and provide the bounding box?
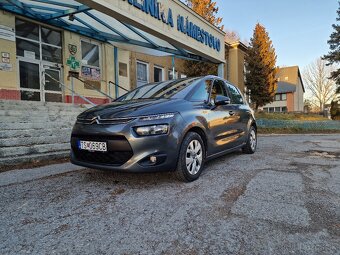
[242,126,257,154]
[174,132,205,182]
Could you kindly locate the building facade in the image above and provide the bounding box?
[262,66,305,113]
[0,10,247,104]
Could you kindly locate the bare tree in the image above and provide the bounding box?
[303,58,336,111]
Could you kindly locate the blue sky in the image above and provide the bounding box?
[215,0,338,70]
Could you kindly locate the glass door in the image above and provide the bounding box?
[19,60,41,101]
[43,66,62,102]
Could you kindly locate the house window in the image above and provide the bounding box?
[137,61,149,87]
[119,62,128,77]
[275,107,281,112]
[81,40,100,67]
[168,69,177,80]
[269,107,274,113]
[282,107,287,112]
[154,66,163,82]
[275,93,287,101]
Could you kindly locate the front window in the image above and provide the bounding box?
[226,83,244,104]
[117,78,199,101]
[275,93,287,101]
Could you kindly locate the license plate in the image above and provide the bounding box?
[78,141,107,152]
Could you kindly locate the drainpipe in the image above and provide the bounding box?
[114,46,119,98]
[172,55,175,79]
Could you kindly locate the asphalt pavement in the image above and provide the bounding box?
[0,134,339,255]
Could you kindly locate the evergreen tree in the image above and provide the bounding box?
[323,1,340,93]
[185,0,224,30]
[245,23,277,110]
[183,0,223,77]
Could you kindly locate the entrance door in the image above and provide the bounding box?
[43,66,62,102]
[19,60,41,101]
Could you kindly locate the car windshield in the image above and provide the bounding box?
[116,78,199,101]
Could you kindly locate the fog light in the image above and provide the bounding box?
[150,156,157,163]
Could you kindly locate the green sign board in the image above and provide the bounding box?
[66,55,80,70]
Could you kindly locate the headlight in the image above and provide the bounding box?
[134,124,169,136]
[139,113,175,121]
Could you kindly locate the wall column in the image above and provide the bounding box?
[114,46,119,98]
[218,63,224,78]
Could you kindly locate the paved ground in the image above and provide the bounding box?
[0,135,339,255]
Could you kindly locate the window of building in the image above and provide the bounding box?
[282,107,287,112]
[263,107,269,113]
[269,107,274,113]
[226,83,244,104]
[190,79,212,102]
[119,62,128,77]
[275,107,281,112]
[81,40,100,67]
[137,61,149,87]
[154,66,163,82]
[275,93,287,101]
[168,69,178,80]
[15,18,63,102]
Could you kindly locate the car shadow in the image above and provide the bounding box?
[80,150,244,186]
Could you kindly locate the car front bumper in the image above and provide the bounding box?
[70,115,183,172]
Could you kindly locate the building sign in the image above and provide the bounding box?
[1,52,10,63]
[123,0,221,52]
[0,63,13,72]
[66,55,80,70]
[78,0,225,63]
[0,25,15,42]
[68,44,77,55]
[81,66,101,81]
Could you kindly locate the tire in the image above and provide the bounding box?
[242,126,257,154]
[174,132,206,182]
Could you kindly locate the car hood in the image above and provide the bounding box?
[77,98,185,119]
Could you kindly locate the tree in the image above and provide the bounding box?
[183,0,223,77]
[323,1,340,93]
[185,0,224,30]
[303,58,336,112]
[245,23,277,110]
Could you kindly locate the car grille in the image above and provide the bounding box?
[71,135,133,166]
[76,117,136,125]
[73,150,133,166]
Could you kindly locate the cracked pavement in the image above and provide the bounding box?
[0,134,339,254]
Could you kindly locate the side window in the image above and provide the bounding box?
[210,79,228,104]
[226,83,244,104]
[190,79,212,102]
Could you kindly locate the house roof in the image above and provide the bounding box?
[277,66,305,93]
[277,82,297,93]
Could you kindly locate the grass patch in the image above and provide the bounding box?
[255,112,328,121]
[258,127,340,134]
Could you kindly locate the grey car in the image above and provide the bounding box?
[71,76,257,182]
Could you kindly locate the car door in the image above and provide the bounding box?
[207,79,241,154]
[225,82,250,145]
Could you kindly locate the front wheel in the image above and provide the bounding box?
[174,132,206,182]
[242,126,257,154]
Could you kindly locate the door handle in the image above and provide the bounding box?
[229,111,235,116]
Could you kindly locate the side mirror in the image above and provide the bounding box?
[215,95,231,106]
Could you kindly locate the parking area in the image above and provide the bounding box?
[0,134,339,255]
